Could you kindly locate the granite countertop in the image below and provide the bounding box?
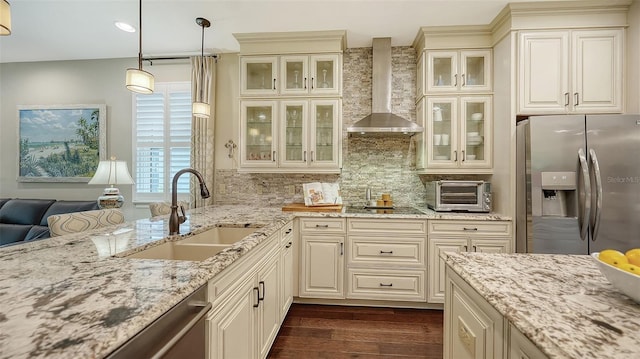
[0,204,509,359]
[445,252,640,359]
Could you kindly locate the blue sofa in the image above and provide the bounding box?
[0,198,99,247]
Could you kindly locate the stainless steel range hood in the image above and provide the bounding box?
[347,37,423,135]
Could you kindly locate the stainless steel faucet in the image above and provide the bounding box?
[169,168,211,235]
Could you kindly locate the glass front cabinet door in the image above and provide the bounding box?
[279,54,341,96]
[310,55,341,95]
[426,50,491,93]
[279,100,308,167]
[240,101,277,168]
[309,99,340,169]
[240,56,278,96]
[424,96,492,172]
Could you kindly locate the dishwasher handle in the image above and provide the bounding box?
[151,301,212,359]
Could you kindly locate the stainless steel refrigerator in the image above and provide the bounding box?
[516,115,640,254]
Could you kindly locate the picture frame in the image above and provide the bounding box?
[17,104,107,183]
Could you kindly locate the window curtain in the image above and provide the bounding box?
[190,56,216,208]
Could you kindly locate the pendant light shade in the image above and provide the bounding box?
[126,0,154,93]
[126,68,154,94]
[193,17,211,119]
[0,0,11,36]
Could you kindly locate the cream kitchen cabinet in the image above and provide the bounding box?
[424,49,492,94]
[240,56,279,96]
[428,220,512,303]
[240,99,341,172]
[280,54,341,96]
[279,221,294,322]
[346,218,427,302]
[518,28,623,115]
[444,266,505,359]
[207,233,281,359]
[299,218,346,299]
[508,323,547,359]
[417,96,492,173]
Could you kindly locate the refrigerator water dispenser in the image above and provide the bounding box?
[540,172,577,217]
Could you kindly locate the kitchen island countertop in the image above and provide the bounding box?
[444,252,640,359]
[0,204,508,358]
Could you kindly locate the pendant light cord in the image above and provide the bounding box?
[200,20,205,103]
[138,0,143,70]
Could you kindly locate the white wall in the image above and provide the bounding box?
[0,58,190,220]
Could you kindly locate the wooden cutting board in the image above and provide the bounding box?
[282,203,343,212]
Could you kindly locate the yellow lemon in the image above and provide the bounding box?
[625,250,640,266]
[598,249,628,267]
[618,263,640,276]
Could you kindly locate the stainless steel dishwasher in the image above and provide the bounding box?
[106,284,211,359]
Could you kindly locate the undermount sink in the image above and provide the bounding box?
[126,226,260,261]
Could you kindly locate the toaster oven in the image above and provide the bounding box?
[426,180,491,212]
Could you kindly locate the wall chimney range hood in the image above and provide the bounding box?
[347,37,423,135]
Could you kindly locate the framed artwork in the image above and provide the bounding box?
[17,104,107,182]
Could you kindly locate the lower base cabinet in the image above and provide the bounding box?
[207,234,281,359]
[445,266,547,359]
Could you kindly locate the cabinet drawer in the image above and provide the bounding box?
[348,236,425,268]
[348,218,426,235]
[347,268,426,302]
[280,221,294,246]
[300,217,345,233]
[429,220,512,236]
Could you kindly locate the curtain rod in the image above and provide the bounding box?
[142,54,218,64]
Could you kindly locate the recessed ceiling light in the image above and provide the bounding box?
[115,21,136,33]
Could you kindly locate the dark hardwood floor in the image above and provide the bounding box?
[268,304,443,358]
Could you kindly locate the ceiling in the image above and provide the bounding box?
[1,0,567,64]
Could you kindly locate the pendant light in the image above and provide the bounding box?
[125,0,154,94]
[0,0,11,36]
[192,17,211,118]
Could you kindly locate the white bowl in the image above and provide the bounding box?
[467,132,479,137]
[591,252,640,303]
[470,113,483,121]
[466,155,476,160]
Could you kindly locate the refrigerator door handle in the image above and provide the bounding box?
[578,148,591,241]
[589,148,603,242]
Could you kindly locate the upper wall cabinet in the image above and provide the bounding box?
[518,28,624,115]
[425,50,492,94]
[235,31,346,173]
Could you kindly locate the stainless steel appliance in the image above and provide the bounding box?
[426,180,491,212]
[106,284,211,359]
[516,115,640,254]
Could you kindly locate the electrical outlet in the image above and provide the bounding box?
[458,317,476,356]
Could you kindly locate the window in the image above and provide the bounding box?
[132,82,192,203]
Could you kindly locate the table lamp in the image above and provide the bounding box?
[88,157,135,209]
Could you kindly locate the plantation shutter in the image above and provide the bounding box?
[133,82,192,203]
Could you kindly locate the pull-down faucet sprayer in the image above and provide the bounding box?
[169,168,210,235]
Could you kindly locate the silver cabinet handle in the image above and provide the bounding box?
[253,287,260,308]
[461,74,466,86]
[379,250,394,254]
[258,281,265,301]
[589,148,603,242]
[578,148,592,242]
[463,227,478,231]
[151,301,212,359]
[379,283,393,287]
[574,92,580,106]
[315,224,329,228]
[564,92,570,107]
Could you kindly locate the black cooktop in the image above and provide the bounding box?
[344,206,426,215]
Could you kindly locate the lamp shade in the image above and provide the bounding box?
[192,101,210,118]
[126,68,155,94]
[0,0,11,36]
[89,159,134,186]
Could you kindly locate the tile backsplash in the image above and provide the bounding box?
[215,46,432,207]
